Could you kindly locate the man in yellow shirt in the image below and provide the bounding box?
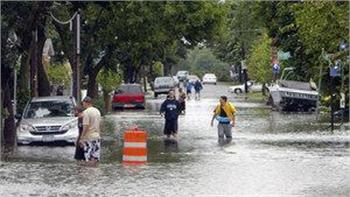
[210,96,236,144]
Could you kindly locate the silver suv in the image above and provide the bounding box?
[176,70,189,82]
[153,77,176,98]
[16,96,78,144]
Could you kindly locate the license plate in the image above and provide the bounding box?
[42,135,55,142]
[124,104,135,108]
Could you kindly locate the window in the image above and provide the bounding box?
[24,100,73,119]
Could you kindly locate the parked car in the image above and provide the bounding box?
[176,70,189,82]
[188,75,200,83]
[202,73,217,85]
[16,96,78,145]
[229,81,263,94]
[153,76,176,98]
[112,84,145,110]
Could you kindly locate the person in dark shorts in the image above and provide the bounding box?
[178,88,187,114]
[160,91,181,139]
[74,106,85,162]
[194,80,203,100]
[186,81,193,100]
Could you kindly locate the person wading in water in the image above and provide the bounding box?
[160,91,181,140]
[210,96,237,145]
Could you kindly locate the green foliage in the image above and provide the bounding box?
[292,2,349,97]
[179,46,230,81]
[292,2,349,54]
[47,62,71,86]
[246,33,273,84]
[97,68,123,93]
[153,61,164,77]
[210,1,263,66]
[50,1,228,86]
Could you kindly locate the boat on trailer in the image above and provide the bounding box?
[267,67,319,112]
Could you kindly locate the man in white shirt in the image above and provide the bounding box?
[80,96,101,167]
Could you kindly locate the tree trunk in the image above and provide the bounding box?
[2,82,16,153]
[262,83,267,96]
[87,72,99,99]
[103,90,111,113]
[37,23,51,96]
[18,47,32,91]
[163,62,172,76]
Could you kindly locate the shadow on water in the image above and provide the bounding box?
[163,138,179,152]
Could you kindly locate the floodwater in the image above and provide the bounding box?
[1,83,350,196]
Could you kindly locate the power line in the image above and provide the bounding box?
[49,11,77,25]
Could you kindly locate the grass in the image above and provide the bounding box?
[232,91,266,103]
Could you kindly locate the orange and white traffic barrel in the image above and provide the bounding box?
[123,127,147,165]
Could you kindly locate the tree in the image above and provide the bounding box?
[246,32,273,93]
[210,1,263,82]
[292,1,349,98]
[1,1,54,151]
[52,1,228,99]
[97,68,122,114]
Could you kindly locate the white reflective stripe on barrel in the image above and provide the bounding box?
[123,155,147,162]
[124,142,147,148]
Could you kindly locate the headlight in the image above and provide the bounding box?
[61,121,77,131]
[19,124,35,133]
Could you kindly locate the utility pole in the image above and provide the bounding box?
[13,69,17,115]
[30,29,38,97]
[142,65,147,93]
[50,10,80,100]
[241,60,248,93]
[329,60,341,132]
[72,10,81,101]
[330,77,335,132]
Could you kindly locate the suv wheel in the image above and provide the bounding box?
[234,88,243,94]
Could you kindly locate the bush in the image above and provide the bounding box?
[246,33,273,84]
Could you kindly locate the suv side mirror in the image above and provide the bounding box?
[15,113,22,119]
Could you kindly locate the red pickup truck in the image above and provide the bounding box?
[112,84,145,110]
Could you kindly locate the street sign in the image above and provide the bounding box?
[241,60,247,70]
[330,64,341,77]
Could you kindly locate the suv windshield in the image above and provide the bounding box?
[155,77,173,84]
[177,71,188,76]
[24,100,74,119]
[117,85,142,94]
[205,74,215,77]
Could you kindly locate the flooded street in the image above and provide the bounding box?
[1,83,350,196]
